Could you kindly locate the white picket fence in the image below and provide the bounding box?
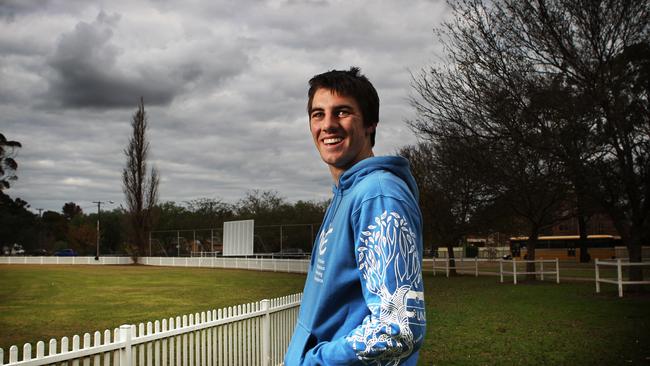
[0,293,301,366]
[0,256,309,275]
[140,257,309,274]
[0,256,132,265]
[595,259,650,297]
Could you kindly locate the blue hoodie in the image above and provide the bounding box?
[285,156,426,366]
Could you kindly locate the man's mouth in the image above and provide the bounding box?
[323,137,343,145]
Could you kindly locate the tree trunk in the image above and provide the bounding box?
[446,243,457,276]
[627,237,645,293]
[577,214,590,263]
[526,227,538,281]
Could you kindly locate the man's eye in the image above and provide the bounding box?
[311,112,324,119]
[337,110,350,117]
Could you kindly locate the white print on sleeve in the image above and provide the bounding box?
[346,211,426,366]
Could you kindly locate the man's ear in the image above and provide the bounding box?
[366,123,377,135]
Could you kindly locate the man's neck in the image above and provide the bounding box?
[329,152,374,185]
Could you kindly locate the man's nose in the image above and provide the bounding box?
[322,112,339,131]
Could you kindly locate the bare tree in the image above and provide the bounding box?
[0,133,22,190]
[410,0,649,281]
[123,98,159,260]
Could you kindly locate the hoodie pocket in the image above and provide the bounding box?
[284,321,316,366]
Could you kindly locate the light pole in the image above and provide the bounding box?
[93,200,114,260]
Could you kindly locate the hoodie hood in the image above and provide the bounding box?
[336,156,419,198]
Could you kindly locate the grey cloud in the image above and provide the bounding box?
[45,12,176,108]
[44,11,249,109]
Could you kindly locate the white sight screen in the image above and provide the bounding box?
[222,219,254,256]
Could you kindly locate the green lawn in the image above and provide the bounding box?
[1,265,649,365]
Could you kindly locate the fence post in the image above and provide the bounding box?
[617,259,623,298]
[555,258,560,284]
[595,259,600,293]
[513,260,517,285]
[475,257,478,277]
[540,258,544,281]
[499,260,503,283]
[119,324,133,366]
[261,299,271,366]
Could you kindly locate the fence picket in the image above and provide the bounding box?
[48,339,56,357]
[22,344,31,362]
[175,316,182,366]
[217,310,223,366]
[103,330,111,366]
[93,332,101,366]
[201,312,207,366]
[113,329,119,366]
[72,335,80,366]
[9,346,17,364]
[189,314,195,366]
[161,319,168,366]
[36,341,44,361]
[154,321,160,366]
[61,336,69,366]
[83,333,90,366]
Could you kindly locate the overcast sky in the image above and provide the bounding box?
[1,0,448,214]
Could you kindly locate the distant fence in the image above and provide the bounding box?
[595,259,650,297]
[0,256,131,265]
[0,293,302,366]
[140,257,310,274]
[0,256,310,274]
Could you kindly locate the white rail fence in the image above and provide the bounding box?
[500,259,560,284]
[595,259,650,298]
[431,258,560,284]
[0,293,301,366]
[432,257,496,277]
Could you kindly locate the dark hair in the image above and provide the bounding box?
[307,67,380,146]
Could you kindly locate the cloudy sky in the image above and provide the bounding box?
[1,0,448,214]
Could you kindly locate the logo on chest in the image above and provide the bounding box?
[313,226,333,284]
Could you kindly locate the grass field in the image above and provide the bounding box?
[1,265,649,365]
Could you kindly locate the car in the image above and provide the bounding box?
[28,248,50,256]
[54,249,78,256]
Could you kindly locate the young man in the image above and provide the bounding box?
[284,68,426,365]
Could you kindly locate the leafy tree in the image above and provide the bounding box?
[0,192,37,251]
[62,202,83,221]
[123,98,160,260]
[0,133,22,190]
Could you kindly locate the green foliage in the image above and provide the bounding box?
[0,192,37,250]
[0,133,22,190]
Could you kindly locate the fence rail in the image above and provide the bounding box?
[500,258,560,284]
[0,256,131,265]
[595,259,650,297]
[141,257,310,274]
[0,293,302,366]
[432,257,497,277]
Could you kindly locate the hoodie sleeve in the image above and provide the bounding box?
[301,195,427,365]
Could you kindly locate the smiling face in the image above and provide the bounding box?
[309,88,375,182]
